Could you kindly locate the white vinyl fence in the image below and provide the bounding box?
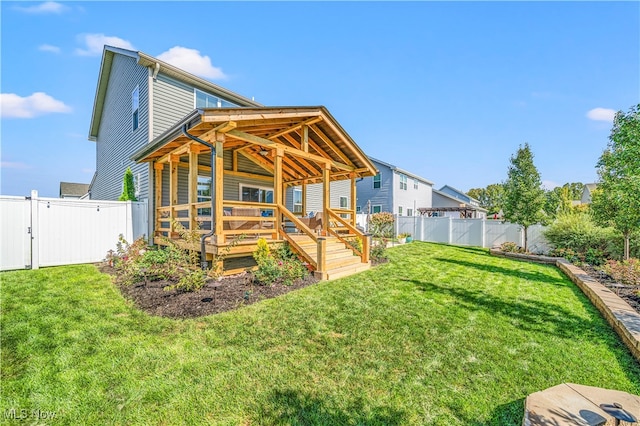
[356,214,549,253]
[1,191,148,271]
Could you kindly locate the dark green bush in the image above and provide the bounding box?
[544,212,616,257]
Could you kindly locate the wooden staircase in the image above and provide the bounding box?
[287,234,370,280]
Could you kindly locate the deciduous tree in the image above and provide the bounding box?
[591,104,640,260]
[503,143,546,251]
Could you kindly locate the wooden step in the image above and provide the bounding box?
[325,262,371,280]
[325,255,363,271]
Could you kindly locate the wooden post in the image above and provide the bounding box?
[214,138,224,242]
[322,164,330,235]
[301,182,307,216]
[188,147,199,231]
[154,162,164,237]
[169,155,179,234]
[362,234,371,263]
[350,173,356,226]
[316,237,327,279]
[274,148,283,238]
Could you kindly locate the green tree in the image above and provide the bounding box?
[467,183,504,215]
[591,104,640,260]
[119,167,137,201]
[544,184,578,219]
[502,143,546,251]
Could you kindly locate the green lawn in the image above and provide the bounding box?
[2,242,639,425]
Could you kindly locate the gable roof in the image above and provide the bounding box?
[438,184,481,204]
[88,45,262,141]
[131,106,377,181]
[432,188,488,212]
[59,182,90,198]
[368,156,434,185]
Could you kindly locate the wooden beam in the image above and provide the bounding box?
[227,129,354,171]
[188,149,198,230]
[302,182,307,216]
[350,173,357,226]
[224,170,273,182]
[169,157,178,232]
[214,141,224,240]
[301,124,309,153]
[202,110,322,123]
[154,163,163,236]
[266,116,322,140]
[214,121,237,133]
[322,165,330,234]
[232,149,238,172]
[279,134,322,176]
[310,124,353,166]
[238,149,274,175]
[274,148,283,237]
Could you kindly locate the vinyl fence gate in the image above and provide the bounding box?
[1,191,148,271]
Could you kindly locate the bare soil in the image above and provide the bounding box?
[101,258,388,319]
[580,264,640,313]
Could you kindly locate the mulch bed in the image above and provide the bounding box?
[101,258,388,319]
[580,264,640,314]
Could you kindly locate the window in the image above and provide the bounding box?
[356,206,361,213]
[293,188,303,213]
[413,179,418,190]
[399,174,407,190]
[240,184,273,203]
[372,205,382,214]
[407,208,413,216]
[398,206,403,216]
[195,89,239,109]
[339,196,348,218]
[373,173,381,189]
[197,175,212,216]
[132,85,139,131]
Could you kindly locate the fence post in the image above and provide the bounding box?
[481,219,486,248]
[448,216,453,244]
[30,190,39,270]
[420,215,424,242]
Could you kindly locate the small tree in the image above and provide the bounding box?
[119,167,137,201]
[502,143,546,251]
[591,104,640,260]
[467,183,504,216]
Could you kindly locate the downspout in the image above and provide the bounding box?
[181,124,216,269]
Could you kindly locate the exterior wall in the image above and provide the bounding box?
[355,159,432,215]
[392,173,432,216]
[92,54,150,201]
[285,180,350,214]
[355,161,394,213]
[152,74,198,138]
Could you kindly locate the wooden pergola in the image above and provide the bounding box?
[132,106,377,277]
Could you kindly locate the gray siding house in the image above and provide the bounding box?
[355,157,433,216]
[581,183,597,204]
[88,46,261,202]
[88,46,358,240]
[430,188,488,218]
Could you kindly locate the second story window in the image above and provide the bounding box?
[373,173,381,189]
[399,174,407,190]
[195,89,239,108]
[132,85,139,131]
[414,179,418,190]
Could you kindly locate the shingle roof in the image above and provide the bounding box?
[59,182,90,198]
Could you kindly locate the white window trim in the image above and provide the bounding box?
[372,205,382,213]
[293,188,303,213]
[373,173,381,189]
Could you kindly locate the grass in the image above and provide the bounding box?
[2,242,639,425]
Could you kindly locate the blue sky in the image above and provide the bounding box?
[1,1,638,198]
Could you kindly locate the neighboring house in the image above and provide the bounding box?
[355,157,433,216]
[59,182,90,199]
[88,46,376,279]
[426,187,488,219]
[581,183,598,204]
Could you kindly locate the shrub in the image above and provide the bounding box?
[252,239,307,286]
[548,247,583,264]
[543,212,615,258]
[500,242,524,253]
[602,258,640,286]
[346,237,363,254]
[370,239,389,263]
[369,212,394,238]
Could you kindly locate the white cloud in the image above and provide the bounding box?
[586,107,616,123]
[75,34,135,56]
[39,44,61,53]
[157,46,227,80]
[1,161,32,170]
[14,1,66,14]
[1,92,72,118]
